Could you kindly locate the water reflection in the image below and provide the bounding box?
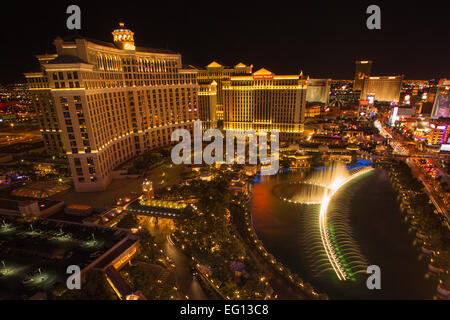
[250,168,437,299]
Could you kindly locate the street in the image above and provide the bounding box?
[144,218,218,300]
[378,121,449,224]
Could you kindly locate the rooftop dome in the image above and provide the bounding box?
[112,22,135,50]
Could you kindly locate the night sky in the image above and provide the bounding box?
[1,1,449,84]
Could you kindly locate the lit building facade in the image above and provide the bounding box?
[353,60,373,91]
[223,68,308,139]
[306,78,331,104]
[431,79,450,119]
[330,80,359,102]
[428,119,450,145]
[358,99,377,117]
[361,75,403,103]
[25,23,198,192]
[25,54,65,156]
[198,81,217,129]
[197,61,252,121]
[389,105,416,126]
[305,105,321,118]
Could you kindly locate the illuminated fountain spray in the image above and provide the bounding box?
[305,162,349,189]
[291,184,327,204]
[317,165,373,280]
[326,196,368,279]
[276,162,351,205]
[278,161,373,281]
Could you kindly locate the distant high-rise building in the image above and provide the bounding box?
[353,60,373,91]
[25,23,198,192]
[431,79,450,119]
[361,76,403,103]
[197,62,252,121]
[306,79,331,104]
[223,68,308,139]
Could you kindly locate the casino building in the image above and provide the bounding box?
[25,23,198,192]
[353,60,373,92]
[223,68,308,140]
[197,61,253,122]
[431,79,450,119]
[360,75,403,103]
[428,119,450,146]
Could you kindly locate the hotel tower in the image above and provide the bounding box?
[353,60,373,92]
[25,23,198,192]
[198,61,253,122]
[223,68,308,140]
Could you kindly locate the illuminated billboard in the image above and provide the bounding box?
[390,106,399,126]
[431,80,450,119]
[404,94,410,104]
[440,144,450,152]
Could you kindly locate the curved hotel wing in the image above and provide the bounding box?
[223,68,308,138]
[25,23,198,192]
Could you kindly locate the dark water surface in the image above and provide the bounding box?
[250,169,437,299]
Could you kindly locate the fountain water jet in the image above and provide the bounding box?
[277,161,374,281]
[275,162,351,204]
[306,162,349,189]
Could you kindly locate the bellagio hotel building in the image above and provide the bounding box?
[25,23,198,192]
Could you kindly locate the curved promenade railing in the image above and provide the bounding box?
[235,200,324,299]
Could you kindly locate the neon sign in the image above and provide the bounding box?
[253,75,273,79]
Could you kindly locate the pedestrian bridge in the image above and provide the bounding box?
[124,198,191,219]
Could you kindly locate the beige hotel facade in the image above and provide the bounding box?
[197,61,253,121]
[223,68,308,139]
[25,23,198,192]
[25,24,309,192]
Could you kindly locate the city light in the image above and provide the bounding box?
[0,3,448,307]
